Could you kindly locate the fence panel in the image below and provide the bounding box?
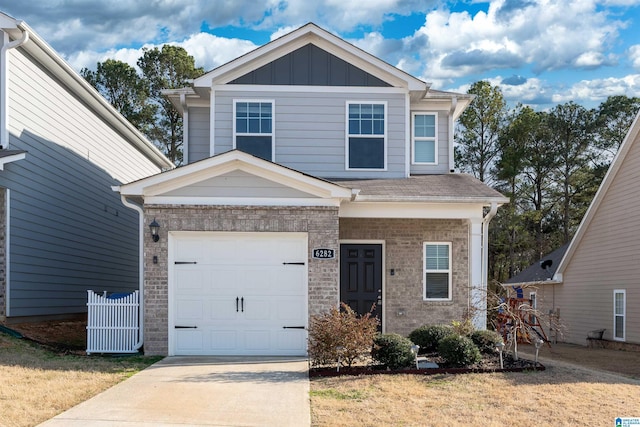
[86,290,140,354]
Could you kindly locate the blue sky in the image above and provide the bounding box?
[2,0,640,109]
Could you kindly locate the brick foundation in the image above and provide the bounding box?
[340,218,470,336]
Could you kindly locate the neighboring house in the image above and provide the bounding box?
[505,111,640,349]
[115,23,508,356]
[0,13,173,322]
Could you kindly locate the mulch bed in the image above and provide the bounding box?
[309,353,544,377]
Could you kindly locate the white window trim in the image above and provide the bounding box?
[613,289,626,342]
[423,242,452,301]
[411,112,438,165]
[232,99,276,162]
[345,100,388,171]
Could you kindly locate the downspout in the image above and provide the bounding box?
[180,93,189,164]
[120,195,144,350]
[448,96,457,173]
[1,26,29,148]
[479,202,499,329]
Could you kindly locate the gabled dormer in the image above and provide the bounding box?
[165,23,471,178]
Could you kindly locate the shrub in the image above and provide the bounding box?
[307,303,379,368]
[470,329,504,354]
[408,324,455,353]
[371,333,415,370]
[451,319,475,336]
[437,334,482,367]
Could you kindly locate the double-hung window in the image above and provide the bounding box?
[234,100,274,161]
[423,243,451,300]
[614,289,626,341]
[412,113,437,164]
[346,102,386,169]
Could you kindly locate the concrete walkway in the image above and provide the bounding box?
[38,357,311,427]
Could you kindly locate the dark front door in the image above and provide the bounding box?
[340,244,383,325]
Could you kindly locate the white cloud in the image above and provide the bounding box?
[401,0,626,82]
[66,33,257,73]
[551,74,640,104]
[629,45,640,69]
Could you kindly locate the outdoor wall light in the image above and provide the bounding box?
[149,218,160,242]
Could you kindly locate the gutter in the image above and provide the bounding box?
[1,24,29,148]
[119,194,145,351]
[481,202,498,292]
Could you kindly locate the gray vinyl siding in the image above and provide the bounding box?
[188,107,210,163]
[536,131,640,345]
[210,89,407,179]
[163,170,316,198]
[3,44,162,317]
[409,111,451,175]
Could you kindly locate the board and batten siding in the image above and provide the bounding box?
[202,88,408,179]
[2,46,163,317]
[537,131,640,345]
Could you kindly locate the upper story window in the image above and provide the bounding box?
[234,100,274,161]
[412,113,437,164]
[346,102,386,170]
[423,242,452,300]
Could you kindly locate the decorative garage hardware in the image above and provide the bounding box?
[149,218,160,242]
[313,248,335,259]
[282,326,306,329]
[282,262,305,265]
[175,261,197,264]
[236,297,245,312]
[175,325,198,329]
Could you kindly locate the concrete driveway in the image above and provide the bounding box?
[38,356,310,427]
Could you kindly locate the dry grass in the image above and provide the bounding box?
[0,334,161,427]
[311,361,640,426]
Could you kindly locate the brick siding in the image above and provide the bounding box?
[142,205,339,355]
[340,218,470,336]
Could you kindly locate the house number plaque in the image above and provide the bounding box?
[313,248,335,259]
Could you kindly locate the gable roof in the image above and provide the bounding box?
[0,12,173,170]
[503,243,569,287]
[115,149,353,204]
[555,110,640,280]
[193,23,427,92]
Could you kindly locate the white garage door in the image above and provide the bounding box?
[169,232,308,356]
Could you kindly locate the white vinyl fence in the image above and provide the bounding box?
[86,290,140,354]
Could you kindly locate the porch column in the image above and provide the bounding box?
[469,218,485,329]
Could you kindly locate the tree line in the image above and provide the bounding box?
[456,81,640,284]
[81,45,204,164]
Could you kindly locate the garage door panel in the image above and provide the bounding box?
[171,232,308,356]
[175,269,205,291]
[275,296,306,322]
[244,330,271,351]
[176,330,204,352]
[210,269,242,295]
[210,330,238,351]
[176,299,203,321]
[275,269,306,294]
[209,298,238,320]
[277,330,306,351]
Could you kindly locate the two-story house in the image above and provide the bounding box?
[115,23,508,356]
[0,12,173,324]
